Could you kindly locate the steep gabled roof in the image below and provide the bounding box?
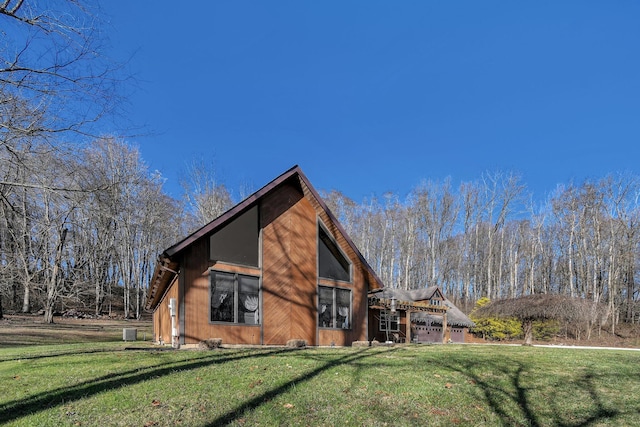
[145,165,384,311]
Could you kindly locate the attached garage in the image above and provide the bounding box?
[369,287,475,344]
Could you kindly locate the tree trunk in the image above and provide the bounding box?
[522,319,534,346]
[44,227,68,324]
[22,283,30,313]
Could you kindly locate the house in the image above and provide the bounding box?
[368,287,475,344]
[145,165,384,347]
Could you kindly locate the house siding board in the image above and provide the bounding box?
[261,181,317,345]
[149,167,379,347]
[288,197,318,345]
[180,240,264,345]
[305,189,369,344]
[182,238,211,344]
[153,275,178,344]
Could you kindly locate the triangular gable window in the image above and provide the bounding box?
[318,223,351,282]
[430,289,444,306]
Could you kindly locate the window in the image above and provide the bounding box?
[318,224,351,282]
[430,299,441,306]
[210,271,260,324]
[379,313,400,332]
[210,206,259,267]
[318,286,351,329]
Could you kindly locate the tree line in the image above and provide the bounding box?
[0,0,184,320]
[321,171,640,326]
[1,1,638,328]
[0,137,185,320]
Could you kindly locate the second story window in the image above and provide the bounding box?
[318,224,351,282]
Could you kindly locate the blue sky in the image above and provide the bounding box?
[102,1,640,203]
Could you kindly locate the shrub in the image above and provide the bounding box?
[533,319,560,341]
[470,297,522,341]
[470,316,522,340]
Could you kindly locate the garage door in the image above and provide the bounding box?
[414,325,442,343]
[450,327,465,343]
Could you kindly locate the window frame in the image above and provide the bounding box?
[318,285,352,330]
[317,221,352,283]
[209,205,260,268]
[379,312,400,332]
[209,270,261,325]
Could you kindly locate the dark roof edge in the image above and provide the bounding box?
[160,164,384,289]
[164,165,302,258]
[295,168,385,290]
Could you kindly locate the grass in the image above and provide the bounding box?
[0,315,153,347]
[1,341,639,427]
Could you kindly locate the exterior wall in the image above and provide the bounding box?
[180,238,262,345]
[170,178,371,346]
[304,184,370,346]
[261,181,316,345]
[152,275,179,344]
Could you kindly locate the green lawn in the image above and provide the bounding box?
[1,342,639,427]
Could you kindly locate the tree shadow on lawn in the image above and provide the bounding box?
[205,347,393,426]
[438,355,639,427]
[0,346,131,363]
[0,347,295,424]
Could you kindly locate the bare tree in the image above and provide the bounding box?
[180,159,233,229]
[479,172,526,299]
[1,0,122,138]
[411,178,459,290]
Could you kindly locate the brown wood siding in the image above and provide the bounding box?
[180,239,264,345]
[163,173,372,347]
[287,195,318,345]
[300,180,370,345]
[261,181,317,345]
[210,262,260,277]
[152,274,178,344]
[181,237,211,344]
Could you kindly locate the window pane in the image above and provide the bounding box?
[210,206,259,267]
[390,315,399,331]
[211,272,234,322]
[336,288,351,329]
[238,275,260,324]
[380,313,399,332]
[318,286,334,328]
[318,227,350,282]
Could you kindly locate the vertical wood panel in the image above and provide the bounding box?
[167,173,375,346]
[262,182,305,344]
[287,194,317,345]
[153,275,178,344]
[300,179,371,344]
[182,238,210,344]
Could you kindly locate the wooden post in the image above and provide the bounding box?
[442,311,448,344]
[406,310,412,343]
